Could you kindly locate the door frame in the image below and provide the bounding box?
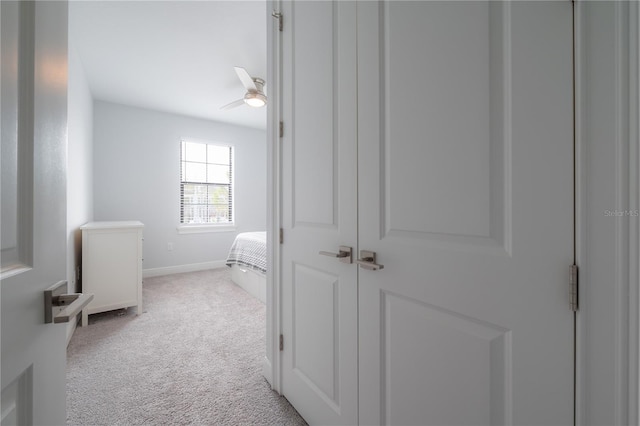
[265,0,282,393]
[266,0,640,423]
[631,3,640,422]
[574,1,640,424]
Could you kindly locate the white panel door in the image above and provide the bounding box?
[280,1,358,424]
[1,1,69,425]
[357,2,574,425]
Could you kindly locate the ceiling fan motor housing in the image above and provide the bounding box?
[252,78,265,93]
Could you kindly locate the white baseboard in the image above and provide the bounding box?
[143,260,227,278]
[263,356,273,388]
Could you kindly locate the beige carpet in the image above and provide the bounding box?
[66,268,306,426]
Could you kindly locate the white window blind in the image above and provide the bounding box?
[180,140,233,225]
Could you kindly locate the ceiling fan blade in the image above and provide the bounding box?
[234,66,257,92]
[220,99,245,110]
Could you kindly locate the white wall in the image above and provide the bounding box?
[66,46,93,297]
[93,101,266,271]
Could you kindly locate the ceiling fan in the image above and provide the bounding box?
[221,66,267,110]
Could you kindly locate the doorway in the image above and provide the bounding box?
[66,1,283,423]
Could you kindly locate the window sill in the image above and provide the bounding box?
[177,224,236,234]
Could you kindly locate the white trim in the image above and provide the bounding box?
[263,356,273,386]
[574,1,587,424]
[614,3,631,423]
[179,139,235,229]
[180,137,236,148]
[266,0,282,393]
[176,224,236,234]
[628,1,640,423]
[142,260,226,278]
[576,3,640,423]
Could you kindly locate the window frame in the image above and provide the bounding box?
[177,139,236,234]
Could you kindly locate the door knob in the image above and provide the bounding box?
[44,281,94,324]
[319,246,352,264]
[356,250,384,270]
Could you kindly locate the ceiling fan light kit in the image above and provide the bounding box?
[221,67,267,110]
[244,92,266,108]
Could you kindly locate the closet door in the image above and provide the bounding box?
[280,1,358,424]
[357,2,574,425]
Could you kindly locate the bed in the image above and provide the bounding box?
[225,232,266,303]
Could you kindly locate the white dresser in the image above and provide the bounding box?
[80,221,144,326]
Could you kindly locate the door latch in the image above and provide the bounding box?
[319,246,353,264]
[356,250,384,270]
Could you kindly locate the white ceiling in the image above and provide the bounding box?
[69,1,267,130]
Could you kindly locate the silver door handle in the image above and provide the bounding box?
[44,281,94,324]
[319,246,352,264]
[356,250,384,270]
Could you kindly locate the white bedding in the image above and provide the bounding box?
[225,231,266,273]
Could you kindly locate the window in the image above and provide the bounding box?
[180,140,233,227]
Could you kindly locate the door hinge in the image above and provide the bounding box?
[279,334,284,351]
[279,121,284,138]
[272,11,283,32]
[279,228,283,244]
[570,264,579,312]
